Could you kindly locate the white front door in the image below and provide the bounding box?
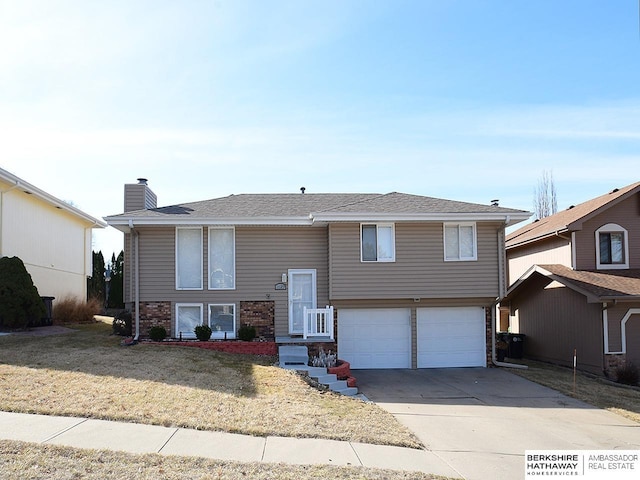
[288,269,317,335]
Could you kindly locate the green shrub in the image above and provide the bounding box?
[52,296,101,325]
[194,324,212,341]
[112,311,132,336]
[0,256,46,329]
[615,363,639,386]
[237,324,256,341]
[148,325,167,341]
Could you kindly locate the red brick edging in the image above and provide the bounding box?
[153,340,277,356]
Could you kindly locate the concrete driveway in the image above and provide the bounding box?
[356,368,640,480]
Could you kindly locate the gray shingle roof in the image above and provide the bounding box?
[107,192,528,220]
[506,264,640,301]
[506,181,640,248]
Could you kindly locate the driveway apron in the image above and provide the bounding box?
[356,368,640,480]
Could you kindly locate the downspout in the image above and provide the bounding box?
[129,219,140,341]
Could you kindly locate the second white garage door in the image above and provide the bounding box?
[417,307,486,368]
[338,308,411,369]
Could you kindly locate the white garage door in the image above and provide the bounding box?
[338,308,411,369]
[417,307,486,368]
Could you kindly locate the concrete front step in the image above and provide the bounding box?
[278,345,357,396]
[278,355,308,365]
[279,365,358,396]
[333,386,358,396]
[312,374,338,384]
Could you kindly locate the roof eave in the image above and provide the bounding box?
[506,227,570,250]
[104,216,316,229]
[504,265,601,303]
[1,168,106,228]
[312,212,531,225]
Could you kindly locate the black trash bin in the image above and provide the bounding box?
[506,333,526,359]
[40,296,55,326]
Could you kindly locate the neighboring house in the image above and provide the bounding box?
[105,179,529,369]
[0,167,106,301]
[502,181,640,376]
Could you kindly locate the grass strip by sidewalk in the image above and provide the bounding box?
[0,323,421,448]
[0,440,456,480]
[507,359,640,423]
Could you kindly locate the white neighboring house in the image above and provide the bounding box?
[0,167,106,300]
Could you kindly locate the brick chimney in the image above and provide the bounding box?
[124,178,157,212]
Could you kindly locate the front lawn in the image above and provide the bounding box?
[0,440,449,480]
[507,359,640,423]
[0,323,421,448]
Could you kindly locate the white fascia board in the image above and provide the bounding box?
[105,216,315,229]
[0,167,106,228]
[312,212,531,225]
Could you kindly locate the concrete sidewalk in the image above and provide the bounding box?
[0,411,460,477]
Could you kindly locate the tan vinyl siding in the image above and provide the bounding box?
[507,236,571,285]
[509,275,603,375]
[329,222,501,300]
[574,193,640,270]
[131,225,328,336]
[124,184,157,212]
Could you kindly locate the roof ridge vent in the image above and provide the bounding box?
[610,188,619,194]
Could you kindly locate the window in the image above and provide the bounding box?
[176,227,203,289]
[596,223,629,269]
[361,224,395,262]
[209,227,235,289]
[444,223,477,261]
[209,304,236,339]
[176,303,203,339]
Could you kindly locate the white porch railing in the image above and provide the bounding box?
[303,305,334,340]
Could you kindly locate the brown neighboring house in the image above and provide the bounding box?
[105,179,529,370]
[502,181,640,376]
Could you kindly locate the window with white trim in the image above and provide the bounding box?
[176,227,203,289]
[361,223,395,262]
[208,227,235,289]
[209,304,236,339]
[175,303,203,339]
[596,223,629,269]
[444,223,477,261]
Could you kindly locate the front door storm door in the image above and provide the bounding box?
[288,269,317,335]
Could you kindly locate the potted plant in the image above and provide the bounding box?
[194,324,212,341]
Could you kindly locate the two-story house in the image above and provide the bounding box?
[105,179,529,370]
[502,181,640,376]
[0,167,106,301]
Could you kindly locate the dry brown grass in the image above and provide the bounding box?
[507,359,640,423]
[0,440,451,480]
[51,296,102,325]
[0,323,421,448]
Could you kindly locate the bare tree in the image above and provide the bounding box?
[533,170,558,219]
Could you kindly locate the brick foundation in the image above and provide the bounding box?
[485,307,494,367]
[239,301,275,341]
[139,301,172,337]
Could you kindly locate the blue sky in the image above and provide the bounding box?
[1,0,639,258]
